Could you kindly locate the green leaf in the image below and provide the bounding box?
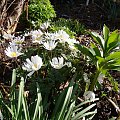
[107,30,119,48]
[71,83,79,101]
[11,69,17,118]
[91,32,104,50]
[105,30,119,54]
[102,57,120,71]
[11,69,16,86]
[109,117,117,120]
[105,58,120,68]
[75,44,95,61]
[73,107,83,114]
[22,77,30,120]
[93,57,108,74]
[103,24,109,41]
[107,41,119,54]
[104,65,120,70]
[104,30,119,56]
[17,77,24,119]
[90,43,101,57]
[106,51,120,61]
[22,95,30,120]
[96,56,105,65]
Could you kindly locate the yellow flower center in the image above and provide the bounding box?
[11,52,17,57]
[35,37,40,41]
[32,64,38,71]
[34,64,37,68]
[15,41,22,44]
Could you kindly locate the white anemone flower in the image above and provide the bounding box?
[40,21,50,31]
[5,44,23,58]
[50,57,65,69]
[22,55,43,76]
[42,40,58,51]
[10,36,25,45]
[55,30,70,43]
[30,29,43,44]
[83,91,95,101]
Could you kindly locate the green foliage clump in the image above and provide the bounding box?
[76,25,120,91]
[29,0,56,27]
[51,18,85,35]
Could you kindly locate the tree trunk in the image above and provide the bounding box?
[0,0,25,35]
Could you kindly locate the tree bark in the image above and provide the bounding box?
[0,0,25,35]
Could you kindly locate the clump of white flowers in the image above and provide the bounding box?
[3,21,80,78]
[41,32,58,50]
[22,55,43,76]
[5,44,23,58]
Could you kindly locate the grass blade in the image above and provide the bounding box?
[11,69,17,118]
[2,101,15,119]
[57,84,73,120]
[64,101,75,120]
[22,95,30,120]
[72,103,96,120]
[33,83,43,120]
[22,77,30,120]
[16,77,24,119]
[77,109,97,119]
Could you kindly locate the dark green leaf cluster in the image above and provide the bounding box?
[28,0,56,26]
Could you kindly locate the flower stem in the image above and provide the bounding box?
[89,70,100,91]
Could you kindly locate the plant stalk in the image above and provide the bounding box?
[89,70,100,91]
